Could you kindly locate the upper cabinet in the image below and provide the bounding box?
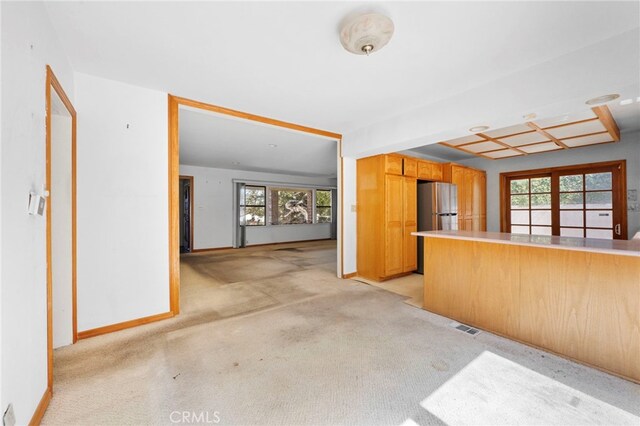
[417,160,443,181]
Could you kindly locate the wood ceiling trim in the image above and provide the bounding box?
[440,142,494,159]
[540,117,599,130]
[560,130,611,142]
[525,122,570,149]
[476,132,529,155]
[591,105,620,141]
[440,105,620,160]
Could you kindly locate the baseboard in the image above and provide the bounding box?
[246,238,333,248]
[190,246,233,253]
[28,387,52,426]
[342,272,357,279]
[78,311,174,340]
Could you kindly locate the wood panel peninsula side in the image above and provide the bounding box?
[412,230,640,383]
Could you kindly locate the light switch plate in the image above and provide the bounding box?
[3,403,16,426]
[351,205,357,212]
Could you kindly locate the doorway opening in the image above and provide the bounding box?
[179,176,194,253]
[168,95,343,315]
[46,65,78,392]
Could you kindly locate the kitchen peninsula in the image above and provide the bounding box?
[413,230,640,382]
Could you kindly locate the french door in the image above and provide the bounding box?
[502,161,627,239]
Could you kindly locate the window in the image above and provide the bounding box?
[501,161,626,240]
[269,188,312,225]
[316,190,332,223]
[509,175,552,236]
[243,185,266,226]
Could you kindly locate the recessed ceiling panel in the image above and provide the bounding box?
[463,141,504,153]
[562,133,613,147]
[483,124,531,138]
[545,119,606,139]
[442,134,486,146]
[534,109,597,128]
[483,149,522,159]
[499,132,549,147]
[519,141,563,153]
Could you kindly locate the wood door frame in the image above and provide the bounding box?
[45,65,78,394]
[168,95,343,315]
[179,175,195,252]
[500,160,627,238]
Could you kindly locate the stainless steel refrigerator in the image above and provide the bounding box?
[417,182,458,274]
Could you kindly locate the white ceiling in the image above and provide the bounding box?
[179,107,337,177]
[45,2,640,133]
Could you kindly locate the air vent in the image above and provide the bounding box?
[450,321,481,336]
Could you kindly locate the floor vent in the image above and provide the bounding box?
[450,321,481,336]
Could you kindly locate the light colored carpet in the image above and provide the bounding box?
[43,241,640,425]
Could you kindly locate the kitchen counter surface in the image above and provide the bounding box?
[412,230,640,257]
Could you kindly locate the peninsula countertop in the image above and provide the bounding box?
[411,230,640,257]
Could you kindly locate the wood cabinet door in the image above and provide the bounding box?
[464,169,474,220]
[403,177,417,272]
[384,155,403,175]
[404,158,417,177]
[430,163,444,181]
[451,166,466,229]
[385,174,404,276]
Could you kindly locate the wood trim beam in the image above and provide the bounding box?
[591,105,620,141]
[525,122,570,149]
[171,95,342,140]
[28,388,52,426]
[78,312,175,340]
[476,133,528,155]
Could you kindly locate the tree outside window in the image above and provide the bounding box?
[244,185,265,226]
[316,190,332,223]
[269,188,312,225]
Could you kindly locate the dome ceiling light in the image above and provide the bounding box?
[585,94,620,105]
[469,125,490,133]
[339,12,394,56]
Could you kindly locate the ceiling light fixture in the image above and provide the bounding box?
[339,12,394,56]
[619,98,633,106]
[469,125,489,133]
[267,144,278,148]
[585,94,620,105]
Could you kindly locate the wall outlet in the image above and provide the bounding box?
[3,403,16,426]
[351,204,357,213]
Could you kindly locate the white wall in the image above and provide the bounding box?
[1,2,75,423]
[459,132,640,239]
[179,165,334,249]
[75,73,169,331]
[341,157,357,275]
[51,113,73,348]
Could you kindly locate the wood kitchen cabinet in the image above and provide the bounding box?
[443,163,486,231]
[417,160,443,181]
[356,154,485,281]
[357,154,418,281]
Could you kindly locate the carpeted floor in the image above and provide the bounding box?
[43,241,640,425]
